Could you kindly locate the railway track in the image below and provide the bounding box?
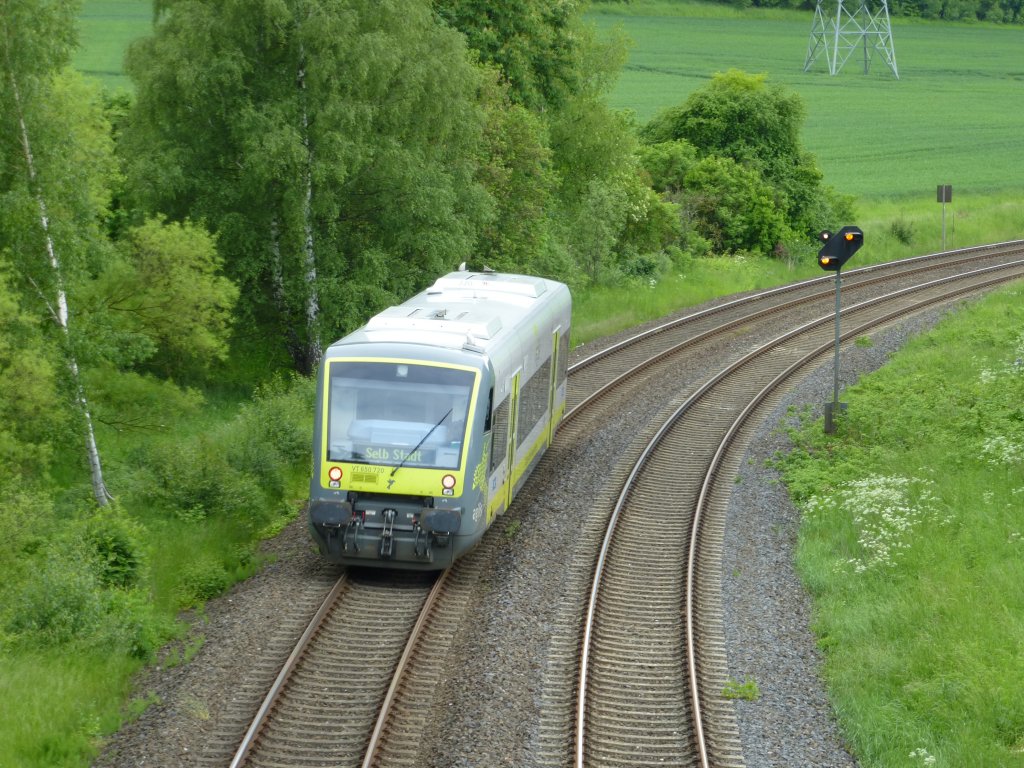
[566,241,1024,418]
[225,570,437,767]
[217,244,1024,767]
[555,252,1024,767]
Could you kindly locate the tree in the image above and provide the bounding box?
[470,72,561,276]
[124,0,490,374]
[1,0,115,506]
[684,156,790,254]
[82,217,238,381]
[642,69,851,245]
[434,0,582,113]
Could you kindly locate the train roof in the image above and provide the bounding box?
[324,271,570,357]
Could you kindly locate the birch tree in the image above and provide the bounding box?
[125,0,489,374]
[0,0,114,505]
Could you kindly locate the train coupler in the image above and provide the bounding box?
[342,518,361,553]
[412,524,432,560]
[378,508,396,559]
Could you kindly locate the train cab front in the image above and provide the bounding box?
[309,356,484,570]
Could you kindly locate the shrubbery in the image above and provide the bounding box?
[638,70,854,260]
[0,373,316,664]
[3,512,166,660]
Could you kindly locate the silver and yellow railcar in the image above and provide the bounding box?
[308,270,571,569]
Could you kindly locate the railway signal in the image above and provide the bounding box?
[817,225,864,433]
[817,226,863,271]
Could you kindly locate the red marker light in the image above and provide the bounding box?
[441,474,457,490]
[328,466,343,481]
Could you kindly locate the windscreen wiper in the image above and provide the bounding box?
[391,408,452,477]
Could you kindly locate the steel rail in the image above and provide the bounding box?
[575,259,1024,768]
[567,240,1024,376]
[360,569,451,768]
[228,573,349,768]
[684,262,1024,768]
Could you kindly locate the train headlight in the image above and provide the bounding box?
[441,474,457,490]
[328,466,343,481]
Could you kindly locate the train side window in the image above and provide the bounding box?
[516,357,551,446]
[557,332,569,387]
[484,388,493,432]
[490,397,509,471]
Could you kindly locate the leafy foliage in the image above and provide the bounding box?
[683,155,789,253]
[433,0,583,112]
[85,216,238,380]
[779,285,1024,766]
[124,0,490,371]
[639,69,852,255]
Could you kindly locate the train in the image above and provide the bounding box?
[308,268,571,570]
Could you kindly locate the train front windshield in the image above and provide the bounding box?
[326,361,476,470]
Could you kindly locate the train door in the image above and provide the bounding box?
[505,370,521,512]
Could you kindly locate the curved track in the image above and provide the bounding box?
[219,243,1024,768]
[565,252,1024,767]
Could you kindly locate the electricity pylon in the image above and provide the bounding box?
[803,0,899,79]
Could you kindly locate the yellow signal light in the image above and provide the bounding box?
[820,257,831,265]
[844,232,855,241]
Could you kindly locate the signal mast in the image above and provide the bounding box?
[803,0,899,79]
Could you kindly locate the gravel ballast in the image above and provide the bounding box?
[93,293,961,768]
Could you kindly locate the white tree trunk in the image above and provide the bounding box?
[297,48,322,370]
[9,68,112,506]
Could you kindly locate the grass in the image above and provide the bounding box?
[0,651,139,768]
[589,1,1024,201]
[32,3,1024,767]
[572,254,815,345]
[73,0,151,92]
[778,282,1024,766]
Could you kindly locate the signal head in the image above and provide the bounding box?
[817,225,863,271]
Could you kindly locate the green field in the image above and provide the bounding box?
[590,1,1024,201]
[74,1,1024,203]
[73,0,150,92]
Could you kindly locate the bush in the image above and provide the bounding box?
[5,559,105,647]
[146,437,263,525]
[82,505,146,589]
[3,524,167,659]
[227,374,315,497]
[0,488,51,568]
[101,588,169,660]
[890,217,915,245]
[683,156,790,255]
[132,374,313,531]
[178,557,231,605]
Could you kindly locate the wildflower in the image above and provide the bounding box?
[980,436,1024,466]
[910,747,936,765]
[804,475,941,573]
